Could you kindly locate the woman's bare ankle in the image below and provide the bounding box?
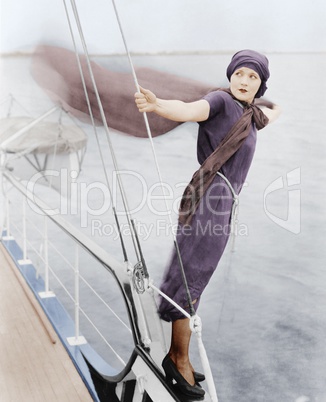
[169,354,194,385]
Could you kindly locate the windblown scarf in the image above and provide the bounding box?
[178,88,269,225]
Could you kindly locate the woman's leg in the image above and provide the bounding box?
[168,318,195,385]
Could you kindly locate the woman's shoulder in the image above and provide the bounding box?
[204,88,230,99]
[203,89,235,106]
[203,89,234,118]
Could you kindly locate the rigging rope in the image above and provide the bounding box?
[63,2,218,400]
[64,0,137,262]
[0,94,31,118]
[108,2,218,401]
[64,0,154,352]
[109,0,196,318]
[214,171,238,338]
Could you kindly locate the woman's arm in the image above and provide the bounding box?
[260,104,281,124]
[134,86,210,122]
[254,98,282,124]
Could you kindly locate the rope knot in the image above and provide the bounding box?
[189,314,202,333]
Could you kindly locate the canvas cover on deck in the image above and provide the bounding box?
[0,116,87,154]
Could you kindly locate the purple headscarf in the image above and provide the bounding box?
[226,49,270,98]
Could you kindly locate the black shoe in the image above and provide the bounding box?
[162,355,205,399]
[193,371,205,383]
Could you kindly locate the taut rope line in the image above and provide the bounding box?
[109,2,218,401]
[63,1,218,400]
[67,0,142,262]
[110,0,196,318]
[64,0,154,347]
[62,0,129,262]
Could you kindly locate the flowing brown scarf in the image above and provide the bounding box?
[178,89,269,225]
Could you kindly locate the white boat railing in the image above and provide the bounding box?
[1,170,217,402]
[2,170,142,373]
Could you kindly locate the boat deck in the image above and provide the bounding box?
[0,243,93,402]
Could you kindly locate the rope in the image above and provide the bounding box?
[214,171,239,342]
[215,170,239,250]
[150,283,191,319]
[109,3,218,400]
[63,0,133,262]
[3,94,31,117]
[109,0,195,317]
[63,3,217,400]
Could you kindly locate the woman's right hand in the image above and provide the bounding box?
[135,86,210,122]
[134,86,157,113]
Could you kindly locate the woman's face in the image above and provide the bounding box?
[230,67,262,103]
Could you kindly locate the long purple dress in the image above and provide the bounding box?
[158,90,258,322]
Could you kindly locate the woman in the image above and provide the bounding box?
[135,49,281,398]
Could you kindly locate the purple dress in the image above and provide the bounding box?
[158,90,258,322]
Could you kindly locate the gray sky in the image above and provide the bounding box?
[1,0,325,54]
